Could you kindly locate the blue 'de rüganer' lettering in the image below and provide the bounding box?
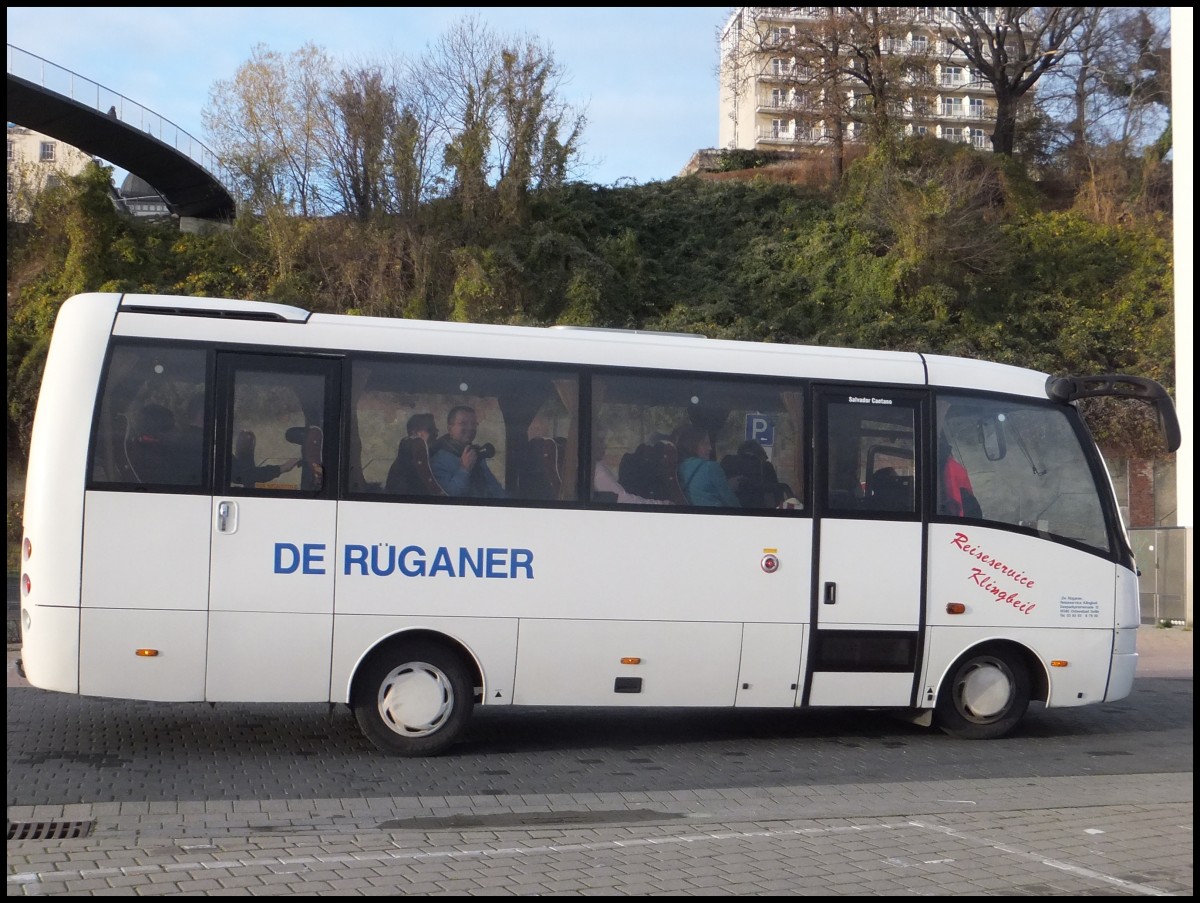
[272,543,535,578]
[343,543,534,579]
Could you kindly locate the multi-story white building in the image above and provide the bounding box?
[7,125,95,220]
[719,7,1004,155]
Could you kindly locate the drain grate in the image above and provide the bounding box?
[7,820,94,841]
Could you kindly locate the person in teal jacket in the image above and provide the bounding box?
[675,424,741,507]
[431,405,506,499]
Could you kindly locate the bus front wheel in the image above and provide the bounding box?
[353,642,473,756]
[935,647,1030,740]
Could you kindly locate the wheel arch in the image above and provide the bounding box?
[935,638,1049,706]
[347,628,485,707]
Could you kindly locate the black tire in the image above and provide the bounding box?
[352,642,473,756]
[934,646,1030,740]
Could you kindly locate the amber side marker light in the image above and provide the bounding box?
[135,649,160,657]
[946,602,966,615]
[1050,660,1069,668]
[620,657,641,665]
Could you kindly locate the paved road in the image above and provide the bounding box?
[7,629,1192,895]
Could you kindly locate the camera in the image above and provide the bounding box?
[471,442,496,459]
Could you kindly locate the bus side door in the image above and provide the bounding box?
[206,353,341,702]
[807,387,926,708]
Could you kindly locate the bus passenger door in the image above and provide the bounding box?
[807,387,926,708]
[206,353,341,702]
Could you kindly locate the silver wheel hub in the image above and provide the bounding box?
[958,659,1013,721]
[377,661,454,737]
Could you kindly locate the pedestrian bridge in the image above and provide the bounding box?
[6,43,235,220]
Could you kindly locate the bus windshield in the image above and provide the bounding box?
[938,394,1110,552]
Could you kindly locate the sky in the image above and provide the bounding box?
[7,6,734,188]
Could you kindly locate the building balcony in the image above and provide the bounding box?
[756,126,844,146]
[757,97,820,115]
[939,76,991,92]
[758,66,816,83]
[936,127,993,150]
[758,8,827,25]
[754,120,994,152]
[933,105,996,122]
[882,39,936,55]
[934,42,969,59]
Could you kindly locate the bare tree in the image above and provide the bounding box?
[1034,7,1172,221]
[1058,7,1108,165]
[494,38,584,219]
[834,7,937,148]
[319,63,398,221]
[390,72,444,217]
[418,17,584,221]
[203,43,332,215]
[1036,8,1167,162]
[941,7,1086,155]
[205,17,584,225]
[1087,8,1170,153]
[441,81,495,225]
[318,53,444,218]
[421,16,500,217]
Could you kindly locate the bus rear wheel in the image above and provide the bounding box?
[353,642,473,756]
[935,647,1030,740]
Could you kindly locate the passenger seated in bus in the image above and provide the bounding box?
[430,404,506,498]
[866,466,912,511]
[592,431,667,504]
[721,440,785,509]
[675,424,741,507]
[406,412,438,445]
[232,429,299,488]
[938,432,981,518]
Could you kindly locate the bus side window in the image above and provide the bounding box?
[90,343,209,490]
[826,400,916,515]
[225,366,327,493]
[592,374,805,511]
[518,383,577,501]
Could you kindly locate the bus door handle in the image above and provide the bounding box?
[216,500,238,534]
[824,581,836,605]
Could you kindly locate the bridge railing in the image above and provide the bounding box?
[6,43,232,189]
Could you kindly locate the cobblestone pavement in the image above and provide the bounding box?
[7,628,1192,895]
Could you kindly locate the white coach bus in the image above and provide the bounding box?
[18,293,1180,755]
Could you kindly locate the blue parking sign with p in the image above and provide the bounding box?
[745,414,774,447]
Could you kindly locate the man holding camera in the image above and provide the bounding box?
[431,404,506,498]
